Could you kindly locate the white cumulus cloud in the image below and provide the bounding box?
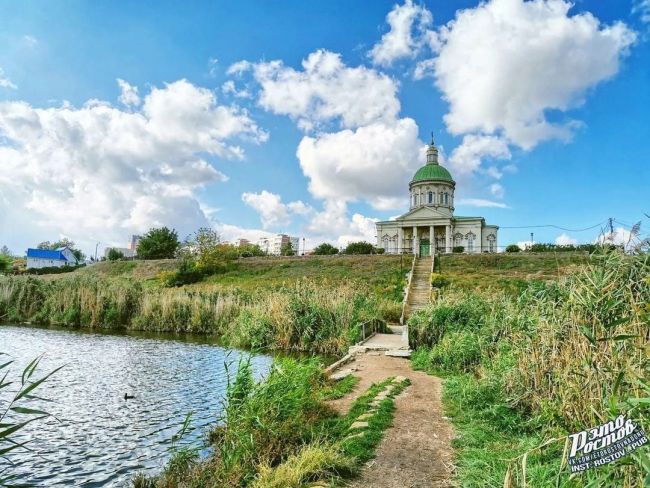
[432,0,636,150]
[555,233,578,245]
[243,49,400,131]
[117,78,141,107]
[242,190,313,229]
[369,0,434,66]
[296,119,423,209]
[0,68,17,90]
[0,79,266,253]
[448,134,511,177]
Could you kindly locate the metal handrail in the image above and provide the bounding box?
[399,253,417,325]
[430,251,436,296]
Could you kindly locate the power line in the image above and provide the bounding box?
[499,220,607,232]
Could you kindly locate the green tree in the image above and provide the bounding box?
[313,243,339,255]
[0,255,11,274]
[0,245,11,257]
[505,244,521,253]
[281,241,296,256]
[137,227,180,259]
[184,227,238,272]
[107,248,125,261]
[239,244,266,257]
[343,241,374,255]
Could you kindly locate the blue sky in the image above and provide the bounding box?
[0,0,648,255]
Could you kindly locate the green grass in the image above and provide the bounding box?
[321,375,359,401]
[339,378,409,464]
[437,251,589,293]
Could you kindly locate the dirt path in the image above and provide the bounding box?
[329,353,456,487]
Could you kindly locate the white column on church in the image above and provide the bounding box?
[429,225,434,256]
[397,227,403,254]
[412,225,418,256]
[446,224,451,253]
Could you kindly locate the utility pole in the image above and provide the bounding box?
[530,232,534,250]
[608,217,614,239]
[94,242,100,261]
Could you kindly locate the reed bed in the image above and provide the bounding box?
[0,275,387,355]
[409,251,649,487]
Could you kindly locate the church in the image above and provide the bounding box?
[376,138,498,255]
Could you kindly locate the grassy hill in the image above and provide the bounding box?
[73,252,589,296]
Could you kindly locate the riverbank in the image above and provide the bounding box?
[132,357,410,488]
[409,251,649,487]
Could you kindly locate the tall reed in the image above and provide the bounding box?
[0,275,386,355]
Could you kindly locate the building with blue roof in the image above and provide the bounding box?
[26,246,80,269]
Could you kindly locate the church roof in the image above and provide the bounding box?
[411,137,454,184]
[411,164,454,183]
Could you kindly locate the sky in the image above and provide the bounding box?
[0,0,649,256]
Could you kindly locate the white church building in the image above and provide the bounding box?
[376,138,498,255]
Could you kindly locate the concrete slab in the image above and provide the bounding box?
[385,350,412,358]
[350,421,369,429]
[330,369,354,381]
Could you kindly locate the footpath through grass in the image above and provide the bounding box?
[410,251,649,487]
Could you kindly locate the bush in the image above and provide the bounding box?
[313,243,339,255]
[239,244,266,257]
[107,248,125,261]
[24,264,85,275]
[408,294,488,348]
[505,244,521,253]
[137,227,180,259]
[426,331,482,373]
[343,241,374,255]
[430,273,450,289]
[163,256,205,287]
[452,246,464,253]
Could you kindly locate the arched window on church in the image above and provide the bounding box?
[383,236,389,251]
[466,232,475,252]
[428,191,433,204]
[444,193,449,205]
[439,192,444,204]
[412,193,416,207]
[454,233,463,248]
[487,234,496,253]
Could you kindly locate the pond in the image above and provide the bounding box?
[0,325,273,487]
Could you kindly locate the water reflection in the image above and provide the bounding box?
[1,325,273,486]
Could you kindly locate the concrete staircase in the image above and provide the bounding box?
[403,256,432,319]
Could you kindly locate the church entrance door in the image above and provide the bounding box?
[419,239,431,256]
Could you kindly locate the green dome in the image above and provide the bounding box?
[411,163,454,183]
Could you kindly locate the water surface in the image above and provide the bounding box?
[0,325,272,487]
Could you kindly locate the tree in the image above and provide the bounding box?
[239,244,266,257]
[0,255,11,274]
[0,245,11,257]
[107,248,125,261]
[313,243,339,255]
[183,227,238,273]
[505,244,521,253]
[281,241,295,256]
[343,241,374,255]
[137,227,180,259]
